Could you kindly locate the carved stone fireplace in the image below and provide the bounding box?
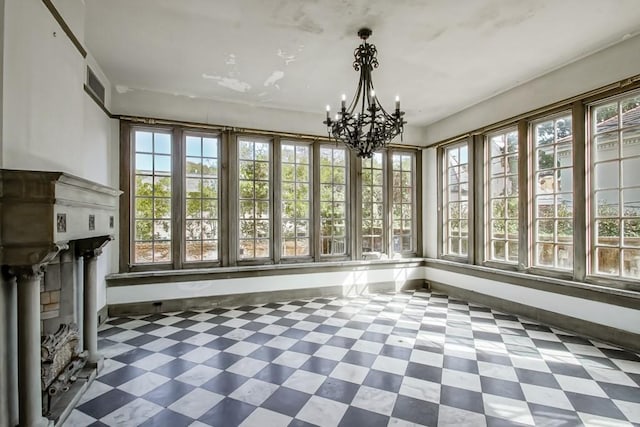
[0,170,120,427]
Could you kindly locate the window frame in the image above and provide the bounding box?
[234,134,274,265]
[439,139,472,262]
[435,80,640,292]
[120,120,422,273]
[182,130,223,268]
[390,150,419,257]
[587,90,640,284]
[317,143,352,261]
[529,112,575,274]
[484,127,520,267]
[280,139,314,262]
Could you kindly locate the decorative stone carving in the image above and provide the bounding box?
[41,323,87,416]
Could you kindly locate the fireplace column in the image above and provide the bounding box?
[15,265,52,427]
[76,236,111,367]
[82,249,100,364]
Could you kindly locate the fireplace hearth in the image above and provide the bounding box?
[41,323,87,417]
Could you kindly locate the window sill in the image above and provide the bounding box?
[424,258,640,309]
[107,258,426,287]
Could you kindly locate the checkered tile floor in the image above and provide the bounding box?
[64,290,640,426]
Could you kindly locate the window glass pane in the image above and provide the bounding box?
[320,146,348,255]
[532,113,573,270]
[362,153,384,254]
[184,134,219,262]
[281,142,311,257]
[486,129,518,263]
[133,130,172,264]
[392,153,415,254]
[443,142,469,256]
[238,138,271,259]
[591,91,640,279]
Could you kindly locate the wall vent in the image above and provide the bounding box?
[86,66,105,104]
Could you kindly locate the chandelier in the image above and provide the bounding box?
[323,28,406,158]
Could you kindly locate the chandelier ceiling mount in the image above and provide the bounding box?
[323,28,406,158]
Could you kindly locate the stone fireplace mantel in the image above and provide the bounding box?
[0,169,121,427]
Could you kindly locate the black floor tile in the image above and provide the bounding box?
[77,389,137,419]
[199,398,256,427]
[338,406,389,427]
[254,364,296,385]
[201,372,249,395]
[143,379,195,407]
[261,387,311,417]
[315,378,359,404]
[565,392,627,420]
[480,376,525,400]
[138,408,194,427]
[392,395,439,426]
[153,358,198,378]
[440,385,484,414]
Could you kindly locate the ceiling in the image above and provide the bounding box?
[85,0,640,126]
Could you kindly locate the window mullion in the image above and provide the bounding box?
[313,143,322,262]
[386,151,394,256]
[172,127,183,269]
[273,137,282,264]
[351,152,361,260]
[220,130,230,267]
[228,133,239,266]
[573,101,587,281]
[473,135,485,265]
[517,119,529,271]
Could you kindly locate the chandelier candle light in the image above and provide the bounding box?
[323,28,406,158]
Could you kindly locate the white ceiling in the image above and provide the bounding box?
[85,0,640,126]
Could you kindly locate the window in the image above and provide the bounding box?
[238,138,271,260]
[486,129,519,263]
[392,153,415,253]
[123,121,419,271]
[362,153,385,253]
[281,142,311,257]
[436,82,640,290]
[532,114,573,269]
[319,146,348,255]
[133,129,172,264]
[591,92,640,279]
[443,142,469,257]
[185,134,220,262]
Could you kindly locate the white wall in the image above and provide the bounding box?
[420,34,640,338]
[424,267,640,335]
[108,265,426,305]
[2,0,119,311]
[424,33,640,145]
[112,87,424,146]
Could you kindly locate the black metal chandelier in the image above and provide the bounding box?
[323,28,406,158]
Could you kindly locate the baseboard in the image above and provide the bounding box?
[108,279,426,317]
[97,305,108,325]
[430,281,640,354]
